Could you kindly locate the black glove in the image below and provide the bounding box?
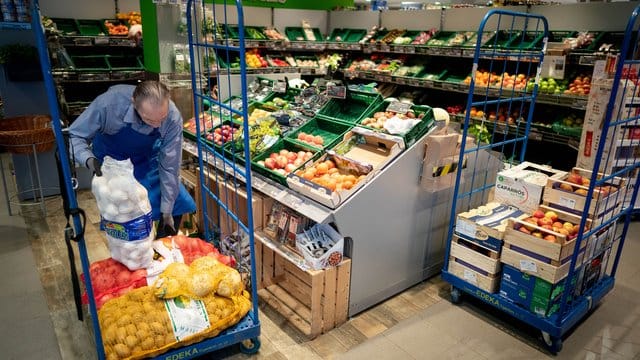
[86,157,102,176]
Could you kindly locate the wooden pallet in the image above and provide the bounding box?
[256,237,351,338]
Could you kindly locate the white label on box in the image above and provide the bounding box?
[463,269,478,285]
[559,196,577,210]
[165,298,210,341]
[520,260,538,273]
[457,220,477,239]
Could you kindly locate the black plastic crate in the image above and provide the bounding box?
[71,55,110,71]
[76,19,107,36]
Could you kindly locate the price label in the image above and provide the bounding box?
[94,36,108,45]
[559,196,577,210]
[463,269,478,285]
[405,46,415,54]
[519,260,538,273]
[456,220,477,239]
[386,101,412,114]
[327,85,347,99]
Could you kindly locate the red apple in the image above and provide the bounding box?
[545,211,559,222]
[567,173,583,185]
[544,234,557,243]
[519,227,531,235]
[264,158,276,170]
[537,217,554,227]
[276,155,288,168]
[533,210,545,219]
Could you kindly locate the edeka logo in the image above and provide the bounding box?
[165,348,198,360]
[103,222,128,241]
[475,289,500,306]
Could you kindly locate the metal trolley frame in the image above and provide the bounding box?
[30,0,261,357]
[441,7,640,355]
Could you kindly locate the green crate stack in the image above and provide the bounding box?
[285,27,324,42]
[286,117,353,151]
[251,139,320,186]
[317,89,383,125]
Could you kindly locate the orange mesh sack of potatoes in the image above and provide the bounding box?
[98,257,251,360]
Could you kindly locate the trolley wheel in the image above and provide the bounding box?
[450,287,462,304]
[239,337,261,355]
[542,331,563,355]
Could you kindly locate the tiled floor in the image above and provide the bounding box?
[2,159,640,359]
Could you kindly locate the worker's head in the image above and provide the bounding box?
[133,81,170,128]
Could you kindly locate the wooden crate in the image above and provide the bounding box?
[450,235,501,275]
[447,257,500,293]
[501,245,584,284]
[504,205,591,263]
[543,167,625,221]
[256,237,351,338]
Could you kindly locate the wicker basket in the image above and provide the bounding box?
[0,115,55,154]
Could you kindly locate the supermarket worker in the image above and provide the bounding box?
[68,80,196,237]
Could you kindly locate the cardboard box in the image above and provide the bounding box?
[287,128,404,209]
[455,202,527,252]
[296,223,345,271]
[494,162,567,214]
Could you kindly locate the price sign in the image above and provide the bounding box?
[94,36,109,45]
[327,85,347,99]
[386,101,412,114]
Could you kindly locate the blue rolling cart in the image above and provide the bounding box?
[30,0,261,357]
[442,7,640,355]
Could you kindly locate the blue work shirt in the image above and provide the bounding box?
[68,84,184,215]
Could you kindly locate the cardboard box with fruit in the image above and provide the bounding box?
[455,202,528,252]
[504,205,590,264]
[494,161,567,214]
[543,167,624,223]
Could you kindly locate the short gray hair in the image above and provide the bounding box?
[133,81,170,107]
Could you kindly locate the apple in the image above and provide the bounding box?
[264,158,276,170]
[270,153,278,160]
[552,221,563,229]
[574,188,589,196]
[557,228,569,236]
[545,211,559,222]
[286,152,298,162]
[519,227,531,235]
[572,224,580,235]
[567,234,577,241]
[285,163,297,173]
[563,222,575,232]
[544,234,557,243]
[560,183,574,192]
[541,224,553,230]
[276,155,288,168]
[532,232,543,238]
[279,149,290,156]
[533,210,546,219]
[567,173,584,185]
[537,217,554,227]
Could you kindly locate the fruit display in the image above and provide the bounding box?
[206,124,238,146]
[296,57,318,67]
[183,112,222,135]
[116,11,141,25]
[513,209,583,244]
[256,149,314,176]
[411,29,438,45]
[527,77,569,94]
[564,74,591,96]
[552,171,617,197]
[246,27,267,40]
[360,110,423,130]
[262,97,290,110]
[264,27,286,40]
[296,132,325,147]
[245,50,268,68]
[266,55,289,67]
[294,159,366,192]
[393,35,415,45]
[104,20,128,36]
[245,108,273,125]
[563,31,597,50]
[377,29,405,44]
[231,116,281,158]
[463,70,528,90]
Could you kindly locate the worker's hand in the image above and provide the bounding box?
[86,157,102,176]
[162,213,176,234]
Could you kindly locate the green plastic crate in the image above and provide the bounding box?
[566,31,605,53]
[426,31,456,47]
[548,31,577,43]
[552,122,582,138]
[345,29,367,43]
[245,26,268,40]
[251,139,320,186]
[261,88,301,110]
[76,19,107,36]
[483,30,520,49]
[106,55,143,71]
[358,103,434,147]
[202,121,240,151]
[462,31,492,48]
[51,18,80,36]
[285,27,323,42]
[317,90,383,124]
[71,55,110,71]
[506,31,545,50]
[286,117,353,151]
[328,28,350,42]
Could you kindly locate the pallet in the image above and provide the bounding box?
[450,235,501,274]
[255,237,351,338]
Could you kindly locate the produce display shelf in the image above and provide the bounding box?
[183,138,334,224]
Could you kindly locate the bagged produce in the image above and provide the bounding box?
[92,156,154,270]
[81,258,148,309]
[153,256,243,300]
[98,286,251,360]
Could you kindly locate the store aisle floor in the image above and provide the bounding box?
[11,180,640,360]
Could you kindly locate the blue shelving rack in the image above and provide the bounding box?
[30,0,261,357]
[442,7,640,355]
